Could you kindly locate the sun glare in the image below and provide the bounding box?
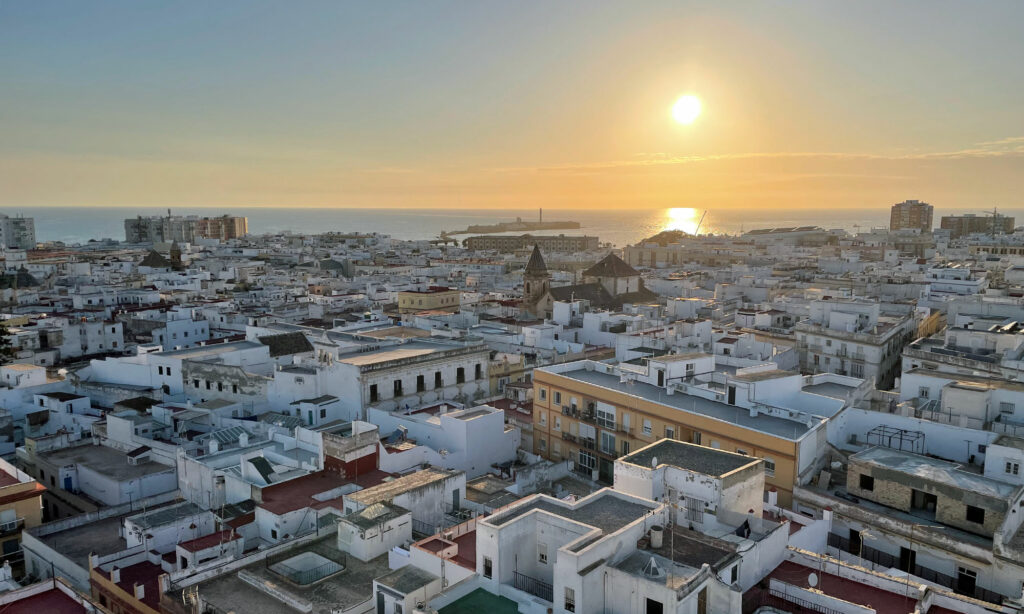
[672,94,702,125]
[665,207,701,234]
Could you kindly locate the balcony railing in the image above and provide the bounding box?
[0,518,24,536]
[827,533,1003,604]
[561,432,577,443]
[513,571,553,602]
[580,437,596,451]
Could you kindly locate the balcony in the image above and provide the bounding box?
[513,571,553,602]
[580,437,596,451]
[561,432,577,443]
[828,532,1003,605]
[0,518,24,536]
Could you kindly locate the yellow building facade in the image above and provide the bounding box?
[532,366,816,507]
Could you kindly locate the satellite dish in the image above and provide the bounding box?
[808,573,818,587]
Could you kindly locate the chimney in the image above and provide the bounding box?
[239,432,248,447]
[134,583,145,600]
[209,439,220,453]
[767,487,778,508]
[111,567,121,583]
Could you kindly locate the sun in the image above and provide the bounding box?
[672,94,702,125]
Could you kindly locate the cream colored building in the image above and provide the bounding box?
[532,357,839,507]
[398,287,461,314]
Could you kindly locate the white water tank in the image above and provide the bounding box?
[650,525,664,549]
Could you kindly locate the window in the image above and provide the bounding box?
[539,388,546,401]
[736,448,747,456]
[483,557,492,579]
[692,432,702,445]
[859,474,874,491]
[166,367,171,376]
[578,450,596,470]
[918,387,929,399]
[764,458,776,477]
[621,440,630,456]
[271,529,278,539]
[320,408,327,419]
[193,379,200,388]
[595,405,615,429]
[554,417,561,431]
[417,374,425,392]
[232,384,238,394]
[685,497,706,522]
[158,366,164,375]
[730,564,739,584]
[697,587,708,614]
[665,426,675,440]
[538,438,547,452]
[217,382,223,392]
[554,391,562,405]
[966,505,985,524]
[642,419,652,436]
[538,542,548,564]
[393,379,403,396]
[475,364,482,380]
[538,412,546,427]
[600,432,615,455]
[1007,462,1020,476]
[1001,402,1015,414]
[206,381,212,390]
[369,384,378,403]
[565,587,576,612]
[456,367,465,384]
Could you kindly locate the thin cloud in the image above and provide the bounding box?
[495,137,1024,175]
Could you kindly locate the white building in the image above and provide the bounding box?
[796,299,916,388]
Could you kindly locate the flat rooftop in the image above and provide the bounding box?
[489,491,656,536]
[36,501,190,567]
[0,587,88,614]
[620,439,758,477]
[853,447,1017,499]
[37,444,174,481]
[155,340,264,359]
[347,467,460,507]
[128,501,205,530]
[804,381,858,399]
[191,535,390,614]
[556,367,817,440]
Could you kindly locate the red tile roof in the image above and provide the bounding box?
[260,469,393,516]
[178,529,239,553]
[0,588,87,614]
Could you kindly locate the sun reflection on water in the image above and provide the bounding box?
[663,208,703,235]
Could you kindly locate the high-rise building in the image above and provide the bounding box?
[195,215,248,240]
[940,213,1015,238]
[124,213,248,243]
[889,199,933,231]
[0,214,36,250]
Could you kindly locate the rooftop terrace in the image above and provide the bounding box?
[552,366,817,440]
[620,439,758,477]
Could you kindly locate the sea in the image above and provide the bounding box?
[8,206,1022,248]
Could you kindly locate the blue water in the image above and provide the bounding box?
[7,206,1020,247]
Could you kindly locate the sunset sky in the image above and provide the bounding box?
[3,1,1024,211]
